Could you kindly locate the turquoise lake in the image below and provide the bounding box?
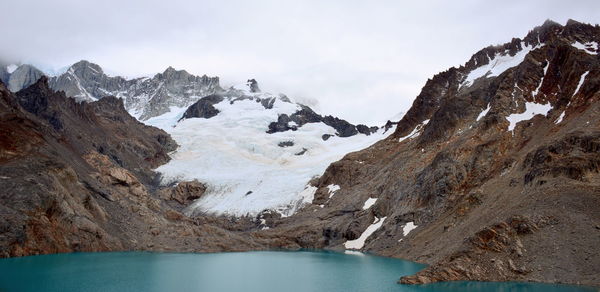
[0,251,595,292]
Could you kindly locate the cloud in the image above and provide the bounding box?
[1,0,598,124]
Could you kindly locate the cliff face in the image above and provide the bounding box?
[254,20,600,286]
[0,77,264,257]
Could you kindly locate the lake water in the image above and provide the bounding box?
[0,251,595,292]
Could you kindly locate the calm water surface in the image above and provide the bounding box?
[0,251,595,292]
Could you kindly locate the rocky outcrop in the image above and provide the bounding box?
[267,105,379,137]
[159,180,207,205]
[179,94,224,120]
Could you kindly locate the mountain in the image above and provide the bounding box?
[249,19,600,286]
[2,60,222,120]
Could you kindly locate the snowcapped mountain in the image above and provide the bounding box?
[48,61,222,120]
[145,80,389,216]
[1,60,221,120]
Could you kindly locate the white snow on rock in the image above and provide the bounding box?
[402,222,418,236]
[148,92,392,217]
[573,71,589,96]
[555,111,565,124]
[6,64,18,74]
[572,41,598,55]
[532,60,549,97]
[362,197,378,210]
[463,43,540,87]
[398,119,429,143]
[327,184,340,198]
[344,216,387,250]
[506,102,553,131]
[476,103,491,121]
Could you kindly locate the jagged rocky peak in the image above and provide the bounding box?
[67,60,106,80]
[392,19,599,139]
[247,79,260,92]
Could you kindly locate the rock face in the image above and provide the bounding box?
[249,19,600,287]
[2,60,222,120]
[0,77,265,257]
[47,62,222,120]
[179,94,224,120]
[266,104,378,137]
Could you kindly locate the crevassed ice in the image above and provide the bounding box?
[463,43,541,87]
[148,96,393,217]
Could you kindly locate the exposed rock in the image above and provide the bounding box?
[267,105,379,138]
[160,180,207,205]
[278,141,294,147]
[179,94,224,120]
[43,61,221,120]
[247,79,260,93]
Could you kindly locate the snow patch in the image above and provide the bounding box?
[327,184,340,198]
[362,198,378,210]
[555,111,565,124]
[506,102,552,131]
[477,104,491,121]
[6,64,17,74]
[344,216,387,250]
[532,61,549,97]
[573,71,589,96]
[463,43,540,87]
[398,119,429,143]
[572,41,598,55]
[402,222,418,236]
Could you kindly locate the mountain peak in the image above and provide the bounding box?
[69,60,104,75]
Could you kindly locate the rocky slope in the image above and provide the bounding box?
[249,19,600,286]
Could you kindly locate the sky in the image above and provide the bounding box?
[1,0,598,125]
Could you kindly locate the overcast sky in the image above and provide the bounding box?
[1,0,598,124]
